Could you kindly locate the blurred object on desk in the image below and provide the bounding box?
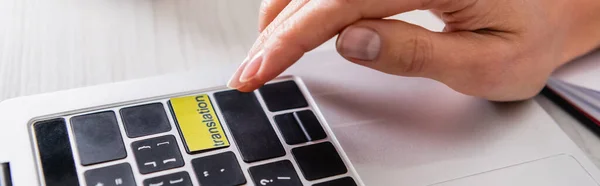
[545,78,600,132]
[537,49,600,167]
[546,48,600,126]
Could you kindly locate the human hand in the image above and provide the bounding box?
[227,0,600,101]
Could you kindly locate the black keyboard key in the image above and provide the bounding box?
[71,111,127,165]
[296,110,327,141]
[274,113,308,145]
[249,160,302,186]
[259,81,308,112]
[313,177,357,186]
[131,135,184,174]
[120,103,171,138]
[144,171,192,186]
[214,90,285,162]
[85,163,135,186]
[292,142,348,181]
[191,152,246,186]
[33,119,80,186]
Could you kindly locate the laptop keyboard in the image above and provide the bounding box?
[31,79,360,186]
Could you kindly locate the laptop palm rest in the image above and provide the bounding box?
[430,154,599,186]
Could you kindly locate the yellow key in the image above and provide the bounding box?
[170,94,230,153]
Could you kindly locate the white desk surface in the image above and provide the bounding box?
[1,0,599,168]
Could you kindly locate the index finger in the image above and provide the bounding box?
[234,0,439,92]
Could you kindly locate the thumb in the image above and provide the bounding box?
[336,19,483,80]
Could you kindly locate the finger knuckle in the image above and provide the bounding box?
[401,33,434,75]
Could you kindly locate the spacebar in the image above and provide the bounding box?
[214,90,285,162]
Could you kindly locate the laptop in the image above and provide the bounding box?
[1,6,599,184]
[0,49,599,186]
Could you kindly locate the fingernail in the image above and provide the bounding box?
[337,26,381,61]
[227,56,250,89]
[239,50,264,83]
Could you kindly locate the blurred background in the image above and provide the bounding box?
[0,0,442,101]
[0,0,261,100]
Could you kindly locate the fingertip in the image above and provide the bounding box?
[227,79,243,90]
[227,56,251,89]
[239,50,265,83]
[235,80,264,93]
[235,86,252,93]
